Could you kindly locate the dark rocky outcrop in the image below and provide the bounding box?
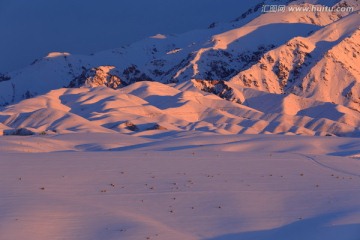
[68,66,125,89]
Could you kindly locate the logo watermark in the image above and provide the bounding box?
[261,5,354,13]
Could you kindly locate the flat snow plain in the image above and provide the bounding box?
[1,132,360,240]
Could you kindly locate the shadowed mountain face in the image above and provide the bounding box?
[0,0,254,72]
[0,0,359,137]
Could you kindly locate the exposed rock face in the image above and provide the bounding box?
[193,79,242,104]
[0,73,11,82]
[122,64,154,84]
[124,121,139,132]
[68,66,125,89]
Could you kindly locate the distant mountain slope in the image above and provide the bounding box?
[0,0,256,72]
[0,0,358,105]
[230,11,360,111]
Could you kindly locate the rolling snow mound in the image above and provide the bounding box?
[0,81,359,137]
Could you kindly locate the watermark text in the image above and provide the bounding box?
[261,5,354,13]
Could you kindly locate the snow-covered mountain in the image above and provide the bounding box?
[230,8,360,111]
[2,2,360,239]
[0,0,255,73]
[0,0,359,137]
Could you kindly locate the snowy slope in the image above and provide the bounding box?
[0,0,358,106]
[1,1,360,239]
[0,81,359,137]
[0,0,256,73]
[1,133,360,240]
[0,0,359,138]
[230,11,360,111]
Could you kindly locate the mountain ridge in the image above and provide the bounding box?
[0,0,359,137]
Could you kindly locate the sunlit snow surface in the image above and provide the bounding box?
[1,132,360,240]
